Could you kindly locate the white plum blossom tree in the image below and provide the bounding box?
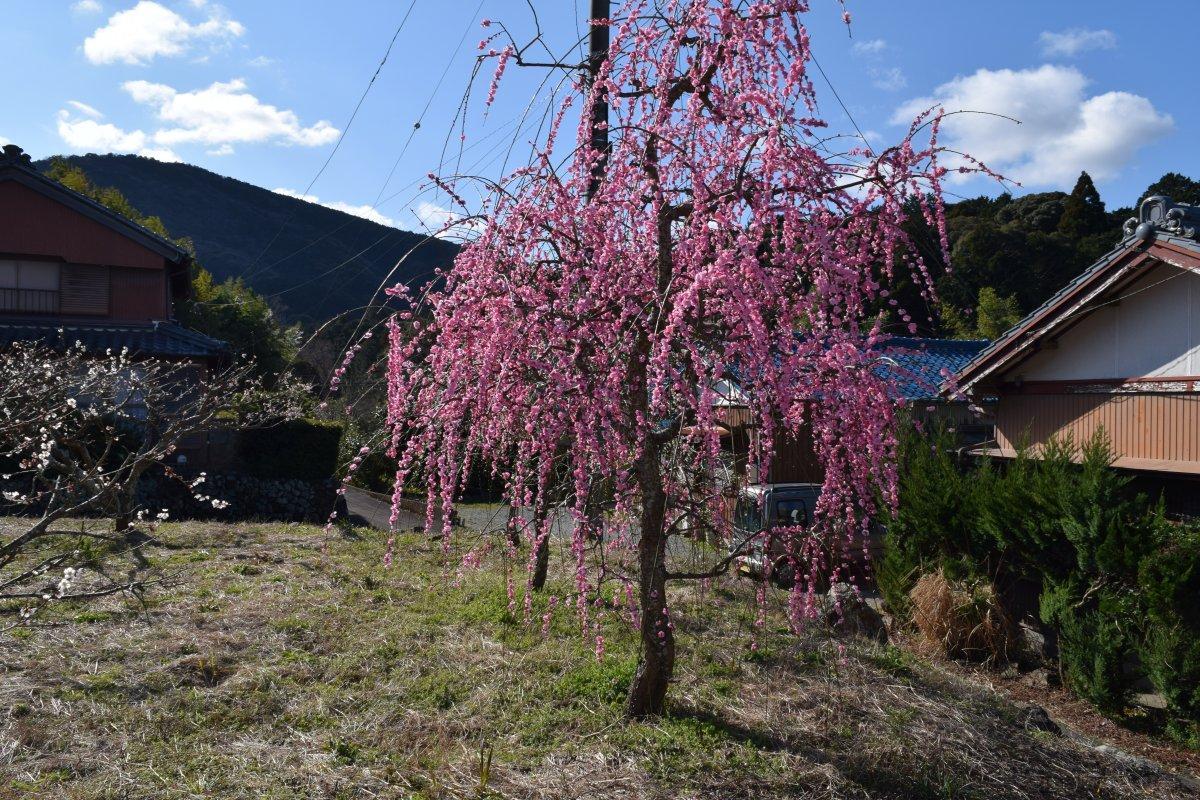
[0,341,303,628]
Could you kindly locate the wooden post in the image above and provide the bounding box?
[587,0,611,198]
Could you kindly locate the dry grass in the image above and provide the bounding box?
[909,571,1016,663]
[1,519,1196,799]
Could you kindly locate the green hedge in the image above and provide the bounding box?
[238,418,344,481]
[884,423,1200,736]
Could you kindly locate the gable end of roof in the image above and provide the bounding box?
[0,144,190,264]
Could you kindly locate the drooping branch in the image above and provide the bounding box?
[380,0,981,717]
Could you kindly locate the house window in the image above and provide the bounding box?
[0,260,60,314]
[60,264,110,316]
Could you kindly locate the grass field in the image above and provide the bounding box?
[2,520,1197,799]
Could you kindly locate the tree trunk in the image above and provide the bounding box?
[506,504,522,549]
[530,507,551,590]
[626,444,674,718]
[114,490,133,534]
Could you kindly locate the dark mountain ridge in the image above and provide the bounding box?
[35,153,459,325]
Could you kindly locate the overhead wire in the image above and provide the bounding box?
[238,1,421,284]
[372,0,488,208]
[189,1,491,312]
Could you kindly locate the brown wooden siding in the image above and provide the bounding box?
[110,267,166,320]
[716,405,824,484]
[0,181,167,270]
[995,393,1200,470]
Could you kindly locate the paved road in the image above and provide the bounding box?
[344,486,572,536]
[342,486,424,531]
[343,486,709,565]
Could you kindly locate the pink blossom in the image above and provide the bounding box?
[379,0,980,701]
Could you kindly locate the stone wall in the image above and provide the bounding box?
[136,471,341,523]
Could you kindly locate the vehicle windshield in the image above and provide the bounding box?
[734,492,816,533]
[771,498,810,528]
[734,498,763,533]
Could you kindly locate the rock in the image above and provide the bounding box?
[1132,692,1168,710]
[1016,618,1050,668]
[1014,702,1060,735]
[824,583,888,643]
[1091,743,1160,776]
[1025,667,1059,689]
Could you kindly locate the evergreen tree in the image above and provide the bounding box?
[1142,172,1200,205]
[181,269,300,383]
[1058,172,1109,240]
[974,287,1022,340]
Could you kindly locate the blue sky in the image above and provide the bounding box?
[1,0,1194,234]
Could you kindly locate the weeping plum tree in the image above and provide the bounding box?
[383,0,970,717]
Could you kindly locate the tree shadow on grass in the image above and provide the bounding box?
[667,704,831,764]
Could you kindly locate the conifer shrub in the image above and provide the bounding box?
[1138,529,1200,724]
[1040,581,1133,714]
[887,426,1200,728]
[880,422,990,616]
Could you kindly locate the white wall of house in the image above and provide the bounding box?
[1013,263,1200,381]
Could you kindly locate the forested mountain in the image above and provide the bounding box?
[34,154,459,325]
[900,171,1200,339]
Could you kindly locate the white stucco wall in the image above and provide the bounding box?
[1012,263,1200,381]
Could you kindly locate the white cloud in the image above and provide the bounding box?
[83,1,244,66]
[852,38,886,57]
[0,136,9,147]
[1038,28,1116,58]
[247,55,275,68]
[55,108,179,162]
[893,64,1173,188]
[139,146,182,162]
[67,100,104,119]
[870,67,907,91]
[274,188,396,227]
[414,201,479,240]
[123,78,339,148]
[206,144,235,156]
[71,0,103,14]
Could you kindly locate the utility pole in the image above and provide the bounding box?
[587,0,611,198]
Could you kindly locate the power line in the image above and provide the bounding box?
[305,0,420,198]
[240,1,421,282]
[373,0,487,208]
[189,107,545,313]
[808,49,874,158]
[229,0,483,297]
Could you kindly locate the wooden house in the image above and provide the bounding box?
[954,195,1200,516]
[0,143,227,465]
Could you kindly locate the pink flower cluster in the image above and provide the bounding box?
[381,0,969,634]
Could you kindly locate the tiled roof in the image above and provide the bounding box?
[0,319,228,360]
[874,336,990,401]
[721,336,990,405]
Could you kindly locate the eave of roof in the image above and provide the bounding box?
[0,318,229,360]
[951,199,1200,396]
[0,144,190,264]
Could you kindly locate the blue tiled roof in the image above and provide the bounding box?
[0,319,228,359]
[873,336,990,401]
